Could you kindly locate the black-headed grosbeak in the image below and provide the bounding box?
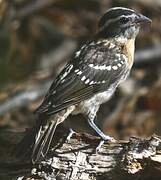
[16,7,151,163]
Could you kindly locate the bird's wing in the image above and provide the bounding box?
[35,41,128,115]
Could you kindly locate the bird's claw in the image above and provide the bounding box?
[66,128,75,142]
[95,140,105,152]
[95,136,116,153]
[107,136,117,143]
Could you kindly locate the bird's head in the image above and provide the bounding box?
[97,7,151,41]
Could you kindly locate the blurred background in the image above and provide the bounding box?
[0,0,161,140]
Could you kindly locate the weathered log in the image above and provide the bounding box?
[0,130,161,180]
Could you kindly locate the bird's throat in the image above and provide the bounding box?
[123,38,135,68]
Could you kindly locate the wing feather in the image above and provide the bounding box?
[35,41,128,115]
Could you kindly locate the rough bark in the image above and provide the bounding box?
[0,130,161,180]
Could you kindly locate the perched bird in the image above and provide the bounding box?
[16,7,151,163]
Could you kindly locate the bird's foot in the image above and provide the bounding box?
[66,128,76,142]
[95,135,116,153]
[101,134,116,142]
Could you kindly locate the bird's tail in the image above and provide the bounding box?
[14,116,59,163]
[32,119,59,163]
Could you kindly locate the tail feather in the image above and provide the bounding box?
[14,115,59,163]
[40,121,58,157]
[32,120,58,163]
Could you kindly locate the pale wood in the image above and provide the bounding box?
[0,130,161,180]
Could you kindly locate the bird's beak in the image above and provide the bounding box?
[135,14,152,25]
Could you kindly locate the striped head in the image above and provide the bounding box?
[98,7,151,40]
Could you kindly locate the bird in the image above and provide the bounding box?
[15,7,151,163]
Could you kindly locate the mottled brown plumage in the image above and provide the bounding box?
[15,7,151,163]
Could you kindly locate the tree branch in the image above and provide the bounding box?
[0,130,161,180]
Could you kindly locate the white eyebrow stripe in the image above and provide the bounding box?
[106,7,135,13]
[100,16,121,31]
[100,14,136,32]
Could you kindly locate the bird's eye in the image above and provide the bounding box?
[120,17,129,24]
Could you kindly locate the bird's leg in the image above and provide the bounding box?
[96,140,105,152]
[87,116,116,151]
[66,128,76,142]
[88,116,115,141]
